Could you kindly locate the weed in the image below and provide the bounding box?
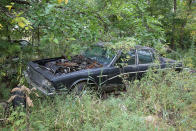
[1,69,196,130]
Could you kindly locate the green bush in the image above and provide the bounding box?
[2,69,196,130]
[129,69,196,129]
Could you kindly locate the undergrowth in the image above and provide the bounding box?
[1,70,196,131]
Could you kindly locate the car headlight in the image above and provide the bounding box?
[42,79,55,93]
[42,79,52,86]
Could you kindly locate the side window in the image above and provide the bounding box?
[138,49,154,64]
[127,50,136,65]
[116,50,136,66]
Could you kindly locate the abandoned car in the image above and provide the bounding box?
[24,44,182,95]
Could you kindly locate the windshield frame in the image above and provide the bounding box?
[83,45,117,66]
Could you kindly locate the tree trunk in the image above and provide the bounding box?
[6,25,11,42]
[173,0,177,13]
[37,25,40,45]
[171,0,177,49]
[179,0,193,49]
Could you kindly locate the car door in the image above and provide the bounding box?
[136,49,156,79]
[100,50,137,90]
[98,66,122,92]
[121,50,138,81]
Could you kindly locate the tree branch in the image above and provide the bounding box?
[11,0,30,5]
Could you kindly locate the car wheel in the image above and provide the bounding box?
[73,82,89,95]
[73,82,97,95]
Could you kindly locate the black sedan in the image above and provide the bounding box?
[24,44,182,95]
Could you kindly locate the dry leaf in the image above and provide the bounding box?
[34,92,39,97]
[7,95,17,103]
[31,87,37,91]
[26,96,33,107]
[0,24,3,29]
[21,85,31,95]
[11,87,21,93]
[58,0,62,4]
[65,0,68,4]
[145,115,159,126]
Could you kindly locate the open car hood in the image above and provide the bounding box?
[38,55,103,74]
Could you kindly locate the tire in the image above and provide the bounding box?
[73,82,88,95]
[73,82,97,95]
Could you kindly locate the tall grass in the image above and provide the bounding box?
[1,70,196,131]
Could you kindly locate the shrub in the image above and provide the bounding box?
[2,69,196,130]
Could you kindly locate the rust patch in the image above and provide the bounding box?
[44,55,102,74]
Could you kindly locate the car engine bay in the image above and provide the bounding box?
[40,55,103,74]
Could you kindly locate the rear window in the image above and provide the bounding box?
[138,50,154,64]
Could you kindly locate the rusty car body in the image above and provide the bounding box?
[24,44,182,95]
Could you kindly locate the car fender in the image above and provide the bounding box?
[70,77,97,89]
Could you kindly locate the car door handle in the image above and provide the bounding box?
[97,75,108,78]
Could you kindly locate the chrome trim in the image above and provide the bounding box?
[70,78,97,89]
[100,66,182,85]
[97,75,108,78]
[100,71,138,85]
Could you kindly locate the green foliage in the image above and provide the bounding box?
[148,0,196,49]
[2,70,195,130]
[0,0,195,50]
[0,0,195,130]
[0,40,21,58]
[6,107,27,130]
[0,0,31,40]
[1,0,195,59]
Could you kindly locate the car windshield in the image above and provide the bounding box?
[83,46,115,65]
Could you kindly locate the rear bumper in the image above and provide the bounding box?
[24,71,55,96]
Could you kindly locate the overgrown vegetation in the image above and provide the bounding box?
[1,70,195,130]
[0,0,196,130]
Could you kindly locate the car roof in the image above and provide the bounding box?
[95,42,154,51]
[95,42,111,47]
[134,45,154,50]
